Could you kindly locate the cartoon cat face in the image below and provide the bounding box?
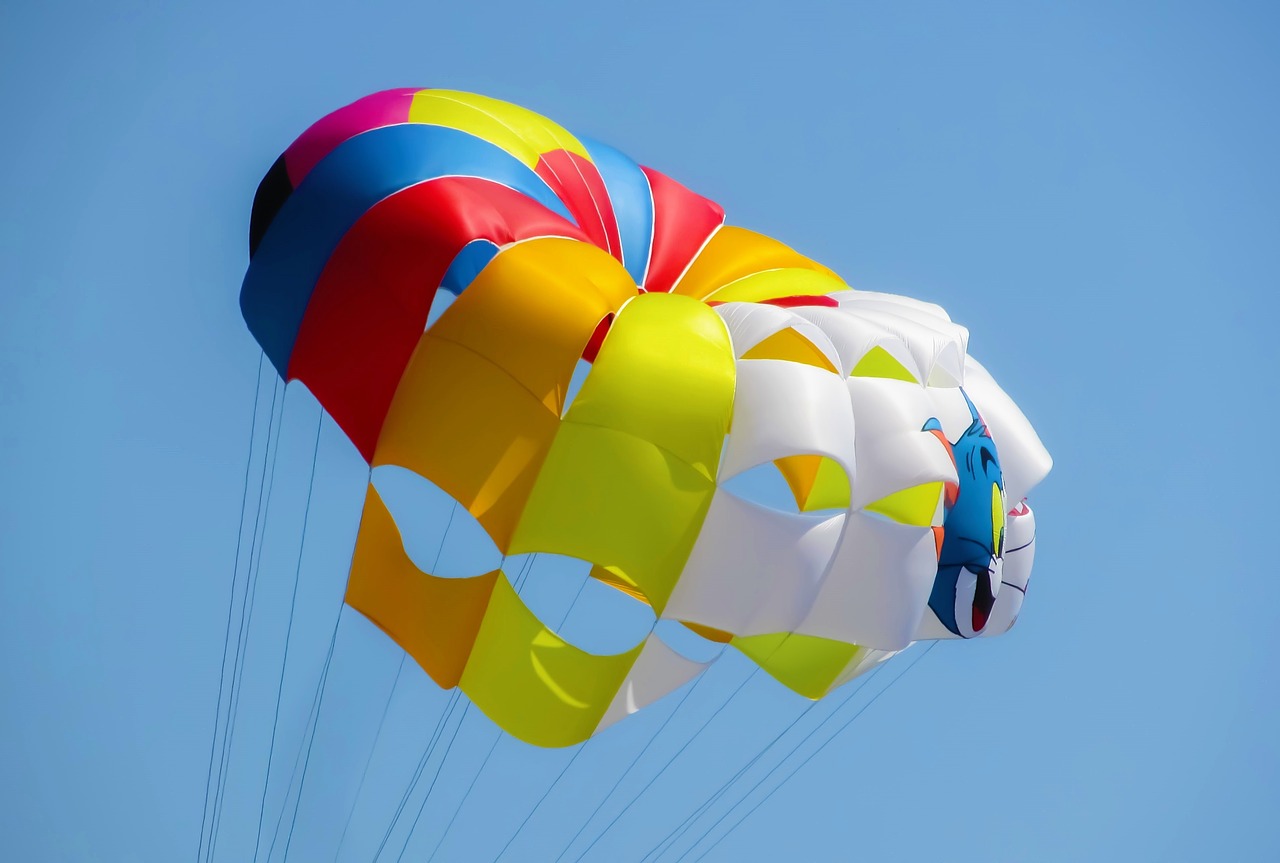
[925,391,1007,638]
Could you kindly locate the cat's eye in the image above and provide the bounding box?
[990,481,1006,557]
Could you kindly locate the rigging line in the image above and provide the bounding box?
[372,691,462,861]
[557,574,590,631]
[552,651,725,863]
[687,644,937,863]
[278,612,348,862]
[269,462,374,863]
[355,499,463,860]
[208,379,288,863]
[643,666,888,863]
[425,726,503,862]
[197,352,266,863]
[493,738,590,863]
[491,554,600,861]
[570,664,760,863]
[260,619,340,863]
[363,494,463,855]
[513,551,539,591]
[251,408,323,861]
[392,551,536,861]
[572,634,796,863]
[420,544,513,863]
[497,745,590,863]
[207,374,283,863]
[256,616,332,862]
[395,702,473,862]
[332,654,407,863]
[643,709,820,863]
[430,501,459,573]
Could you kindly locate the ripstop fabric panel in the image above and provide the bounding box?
[408,89,593,167]
[733,633,865,700]
[283,88,420,185]
[846,377,958,511]
[961,357,1054,503]
[288,178,588,460]
[372,238,637,551]
[718,359,857,482]
[372,336,560,552]
[509,293,736,611]
[460,576,645,748]
[242,122,574,377]
[639,167,725,294]
[403,90,624,257]
[595,637,711,732]
[673,226,841,301]
[346,486,498,688]
[579,136,655,286]
[346,484,664,747]
[536,148,622,259]
[664,491,846,637]
[798,510,941,651]
[422,237,636,413]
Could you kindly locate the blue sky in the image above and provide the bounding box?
[2,1,1278,861]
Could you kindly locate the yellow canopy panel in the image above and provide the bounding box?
[373,237,637,551]
[346,485,653,748]
[509,293,736,611]
[672,226,842,301]
[408,89,592,167]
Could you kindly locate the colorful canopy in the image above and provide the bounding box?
[241,89,1052,747]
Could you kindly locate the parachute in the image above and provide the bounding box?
[239,89,1052,750]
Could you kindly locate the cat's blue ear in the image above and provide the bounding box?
[921,417,943,432]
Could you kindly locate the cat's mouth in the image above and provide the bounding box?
[971,566,996,633]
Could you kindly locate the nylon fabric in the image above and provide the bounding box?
[732,633,864,699]
[288,179,587,459]
[708,268,847,304]
[595,638,711,733]
[664,491,845,637]
[460,577,644,748]
[372,239,635,550]
[774,454,852,512]
[242,123,573,375]
[346,487,498,688]
[579,136,655,286]
[409,89,592,167]
[673,226,840,300]
[510,294,735,611]
[240,88,1054,747]
[718,359,857,483]
[640,167,724,294]
[797,511,940,650]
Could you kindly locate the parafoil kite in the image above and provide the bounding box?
[240,89,1052,749]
